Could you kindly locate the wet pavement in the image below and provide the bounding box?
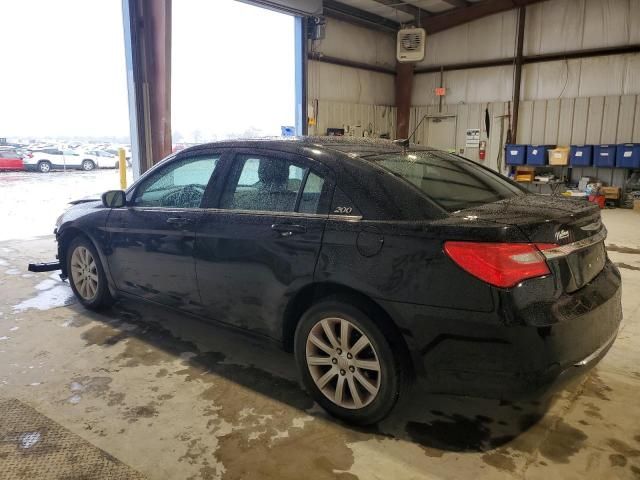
[0,169,133,242]
[0,208,639,478]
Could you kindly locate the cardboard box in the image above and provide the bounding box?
[548,147,570,165]
[601,186,621,199]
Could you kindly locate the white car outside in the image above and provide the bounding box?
[24,149,97,173]
[81,150,121,169]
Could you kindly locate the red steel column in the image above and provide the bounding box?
[395,62,414,139]
[141,0,172,166]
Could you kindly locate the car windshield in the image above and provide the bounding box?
[371,151,525,213]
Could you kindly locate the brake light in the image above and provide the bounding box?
[444,242,558,288]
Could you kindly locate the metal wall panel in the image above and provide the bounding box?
[601,96,621,143]
[572,97,589,144]
[616,95,637,142]
[585,96,605,143]
[558,98,575,144]
[531,100,548,144]
[312,17,395,67]
[517,101,534,144]
[409,101,509,166]
[544,99,561,144]
[308,61,395,105]
[417,0,639,68]
[418,10,517,68]
[308,100,396,138]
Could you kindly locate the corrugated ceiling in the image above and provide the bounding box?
[334,0,487,23]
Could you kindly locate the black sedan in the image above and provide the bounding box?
[36,137,622,425]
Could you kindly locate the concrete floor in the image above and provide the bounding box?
[0,208,639,479]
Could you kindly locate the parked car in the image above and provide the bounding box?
[24,149,97,172]
[0,148,25,171]
[82,150,121,169]
[34,138,622,425]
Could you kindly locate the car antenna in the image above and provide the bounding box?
[393,138,410,154]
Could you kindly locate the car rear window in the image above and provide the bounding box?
[372,151,525,212]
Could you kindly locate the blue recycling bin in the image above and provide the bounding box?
[505,145,526,165]
[570,145,593,166]
[593,145,617,167]
[526,145,552,166]
[615,143,640,169]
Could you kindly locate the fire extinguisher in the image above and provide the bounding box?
[479,140,487,160]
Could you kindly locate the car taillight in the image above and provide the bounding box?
[443,242,558,288]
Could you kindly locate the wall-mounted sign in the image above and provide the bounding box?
[435,87,446,96]
[465,129,480,148]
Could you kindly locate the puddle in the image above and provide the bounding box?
[35,279,59,291]
[13,285,75,312]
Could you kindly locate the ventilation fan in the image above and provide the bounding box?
[397,27,426,63]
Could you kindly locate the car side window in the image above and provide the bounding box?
[134,155,219,208]
[220,155,306,212]
[298,172,325,214]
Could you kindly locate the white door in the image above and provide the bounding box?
[426,117,457,152]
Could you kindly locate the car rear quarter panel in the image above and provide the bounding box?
[314,219,520,312]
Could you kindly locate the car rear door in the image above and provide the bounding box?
[105,151,225,310]
[63,150,81,168]
[194,149,333,340]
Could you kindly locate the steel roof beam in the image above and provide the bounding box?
[323,0,400,32]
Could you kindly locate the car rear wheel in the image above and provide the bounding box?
[38,161,51,173]
[294,298,402,425]
[66,236,113,310]
[82,159,95,171]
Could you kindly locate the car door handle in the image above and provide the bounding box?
[271,223,306,236]
[167,217,194,226]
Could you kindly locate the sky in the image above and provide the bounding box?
[0,0,295,141]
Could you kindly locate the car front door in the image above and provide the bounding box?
[63,150,81,168]
[105,152,224,310]
[195,149,333,340]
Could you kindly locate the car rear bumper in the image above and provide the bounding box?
[379,260,623,398]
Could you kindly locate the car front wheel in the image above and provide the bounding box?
[66,236,113,310]
[38,161,51,173]
[82,159,95,171]
[294,298,403,425]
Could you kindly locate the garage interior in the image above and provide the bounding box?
[1,0,640,479]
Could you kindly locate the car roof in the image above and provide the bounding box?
[178,136,434,163]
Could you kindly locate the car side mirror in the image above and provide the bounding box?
[102,190,126,208]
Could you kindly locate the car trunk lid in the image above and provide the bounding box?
[452,195,606,292]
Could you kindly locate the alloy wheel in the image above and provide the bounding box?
[82,160,94,171]
[70,246,99,301]
[39,162,50,173]
[305,317,381,409]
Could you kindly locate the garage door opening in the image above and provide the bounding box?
[171,0,296,148]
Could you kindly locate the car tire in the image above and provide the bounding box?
[82,159,95,171]
[294,297,403,425]
[38,161,51,173]
[66,235,114,310]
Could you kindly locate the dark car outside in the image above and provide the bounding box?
[38,137,622,425]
